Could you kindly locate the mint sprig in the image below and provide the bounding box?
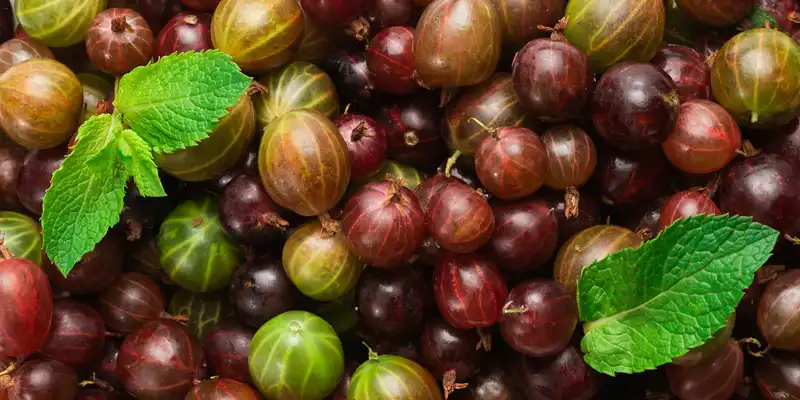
[577,214,779,376]
[42,50,251,276]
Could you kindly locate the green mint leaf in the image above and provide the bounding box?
[114,50,252,153]
[577,214,779,376]
[743,7,781,31]
[41,114,129,276]
[118,129,166,197]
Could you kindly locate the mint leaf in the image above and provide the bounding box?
[115,50,252,153]
[42,114,128,276]
[577,214,779,376]
[743,7,781,30]
[118,129,166,197]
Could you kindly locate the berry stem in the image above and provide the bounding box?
[440,87,458,107]
[111,16,132,33]
[444,150,462,178]
[362,342,379,361]
[351,121,373,141]
[247,81,268,97]
[502,300,528,314]
[318,212,340,236]
[468,117,497,139]
[0,237,13,260]
[345,16,371,43]
[564,186,580,218]
[404,130,420,147]
[442,370,468,400]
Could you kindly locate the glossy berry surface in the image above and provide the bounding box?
[301,0,368,26]
[755,350,800,400]
[153,12,213,59]
[662,99,742,174]
[42,233,123,294]
[659,190,721,230]
[376,95,448,171]
[326,51,375,101]
[97,272,165,334]
[186,378,261,399]
[485,197,559,273]
[0,255,53,357]
[118,319,204,400]
[541,125,597,190]
[433,253,508,328]
[367,26,418,94]
[229,255,298,329]
[500,280,577,357]
[86,8,154,76]
[666,340,744,400]
[39,299,106,368]
[474,126,549,200]
[426,181,495,253]
[759,269,800,350]
[513,345,601,400]
[595,149,671,206]
[512,38,594,122]
[16,147,66,215]
[5,359,79,400]
[219,173,288,246]
[335,113,388,181]
[348,351,442,400]
[356,266,432,339]
[419,315,484,395]
[592,62,680,150]
[204,319,254,383]
[650,44,711,102]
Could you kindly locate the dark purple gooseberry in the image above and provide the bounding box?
[75,388,121,400]
[754,118,800,167]
[366,26,418,94]
[485,197,559,273]
[511,38,594,122]
[499,280,577,358]
[513,345,602,400]
[92,338,123,390]
[326,51,375,101]
[229,255,298,329]
[650,44,711,102]
[376,95,448,171]
[666,340,744,400]
[595,148,671,206]
[334,113,388,180]
[42,233,124,294]
[342,179,426,267]
[137,0,183,34]
[367,0,420,31]
[719,153,800,235]
[153,11,212,59]
[759,269,800,349]
[301,0,369,26]
[97,272,165,334]
[433,253,508,329]
[16,146,66,215]
[541,188,602,244]
[355,265,432,339]
[204,319,254,383]
[118,319,203,400]
[39,300,106,368]
[426,181,495,253]
[474,126,549,200]
[180,0,220,11]
[86,8,154,76]
[0,0,12,43]
[2,359,79,400]
[755,350,800,400]
[327,361,358,400]
[419,316,485,399]
[459,362,522,400]
[659,190,721,230]
[592,62,681,150]
[219,173,289,246]
[540,125,598,211]
[0,137,25,211]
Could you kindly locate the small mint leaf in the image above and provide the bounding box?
[577,214,779,376]
[42,114,129,276]
[114,50,252,153]
[118,129,166,197]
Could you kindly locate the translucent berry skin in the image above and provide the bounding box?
[7,359,79,400]
[0,257,53,357]
[592,62,680,150]
[511,38,594,122]
[659,190,721,230]
[595,149,671,206]
[118,319,203,400]
[97,272,165,334]
[341,180,426,267]
[541,125,597,190]
[755,350,800,400]
[334,113,388,181]
[474,127,549,200]
[0,36,55,75]
[367,26,418,94]
[499,280,577,357]
[39,300,106,368]
[376,95,448,171]
[650,44,711,102]
[666,340,744,400]
[662,100,742,174]
[718,153,800,234]
[433,253,508,328]
[86,8,154,76]
[153,12,213,59]
[426,181,495,253]
[759,270,800,350]
[485,197,559,273]
[204,320,254,383]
